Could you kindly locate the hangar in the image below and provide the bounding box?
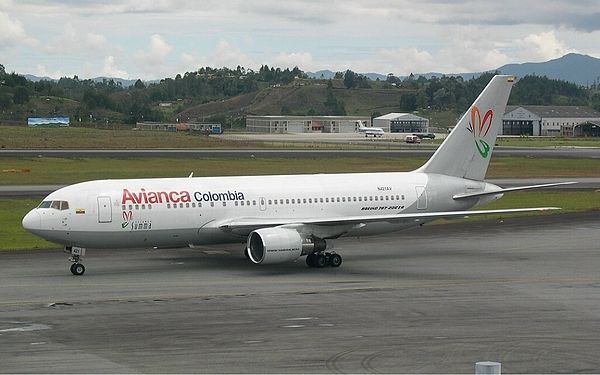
[245,115,371,133]
[372,113,429,133]
[502,106,600,136]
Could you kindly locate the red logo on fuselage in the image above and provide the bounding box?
[121,188,192,204]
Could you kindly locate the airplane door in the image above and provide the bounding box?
[259,197,267,212]
[97,196,112,223]
[415,186,427,210]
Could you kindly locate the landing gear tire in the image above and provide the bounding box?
[70,263,85,276]
[306,252,343,268]
[329,253,342,267]
[315,253,327,268]
[306,253,317,267]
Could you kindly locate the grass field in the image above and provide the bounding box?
[2,156,600,185]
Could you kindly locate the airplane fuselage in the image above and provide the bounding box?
[23,171,496,249]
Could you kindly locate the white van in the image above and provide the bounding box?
[405,135,421,144]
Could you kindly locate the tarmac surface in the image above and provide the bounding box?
[2,146,600,158]
[1,212,600,373]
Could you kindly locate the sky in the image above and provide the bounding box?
[1,0,600,80]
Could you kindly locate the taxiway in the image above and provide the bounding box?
[1,212,599,372]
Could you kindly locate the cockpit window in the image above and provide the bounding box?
[38,201,52,208]
[38,200,70,210]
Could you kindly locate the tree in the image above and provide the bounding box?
[134,79,146,89]
[399,92,417,112]
[13,86,30,104]
[343,70,357,88]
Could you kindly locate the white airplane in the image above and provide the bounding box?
[357,121,385,137]
[22,75,573,275]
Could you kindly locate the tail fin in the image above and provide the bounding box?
[418,75,514,181]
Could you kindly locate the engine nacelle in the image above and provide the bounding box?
[246,228,327,265]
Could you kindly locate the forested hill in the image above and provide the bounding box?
[1,63,599,127]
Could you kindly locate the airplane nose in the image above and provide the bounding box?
[22,210,41,232]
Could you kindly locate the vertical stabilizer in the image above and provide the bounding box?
[418,75,514,181]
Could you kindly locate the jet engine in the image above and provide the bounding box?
[246,228,326,264]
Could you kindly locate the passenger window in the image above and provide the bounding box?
[223,201,226,207]
[252,200,256,206]
[369,196,373,201]
[308,198,312,203]
[148,205,152,210]
[319,198,323,203]
[286,199,289,204]
[235,201,239,206]
[374,196,378,201]
[210,202,215,207]
[336,197,340,202]
[142,204,146,210]
[186,203,190,208]
[291,199,295,204]
[167,204,171,208]
[179,203,183,208]
[358,197,362,201]
[129,205,133,210]
[353,197,357,202]
[247,201,250,206]
[122,205,126,210]
[325,198,329,203]
[192,203,196,208]
[303,198,307,204]
[401,195,405,200]
[268,200,272,205]
[60,201,69,210]
[241,201,245,206]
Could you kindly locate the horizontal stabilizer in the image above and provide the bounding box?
[453,181,577,200]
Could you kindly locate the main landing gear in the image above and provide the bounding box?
[65,246,86,276]
[306,252,342,268]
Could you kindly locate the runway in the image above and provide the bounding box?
[2,146,600,159]
[1,212,600,373]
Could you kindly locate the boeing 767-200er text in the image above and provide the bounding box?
[23,75,574,275]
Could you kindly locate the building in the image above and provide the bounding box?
[372,113,429,133]
[502,106,600,136]
[245,116,372,133]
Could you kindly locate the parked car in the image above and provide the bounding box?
[413,133,436,139]
[405,135,422,144]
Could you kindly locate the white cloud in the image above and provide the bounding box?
[134,34,173,66]
[45,23,112,56]
[516,31,574,61]
[270,52,315,70]
[364,48,436,76]
[35,64,64,79]
[101,55,128,79]
[181,40,256,72]
[0,11,36,49]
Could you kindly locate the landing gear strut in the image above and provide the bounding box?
[306,252,342,268]
[65,246,86,276]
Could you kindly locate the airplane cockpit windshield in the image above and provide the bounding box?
[38,200,70,210]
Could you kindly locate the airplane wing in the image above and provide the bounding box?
[219,207,560,234]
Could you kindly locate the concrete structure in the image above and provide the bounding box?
[245,115,371,133]
[373,113,429,133]
[502,106,600,136]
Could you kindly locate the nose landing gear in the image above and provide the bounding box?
[65,246,86,276]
